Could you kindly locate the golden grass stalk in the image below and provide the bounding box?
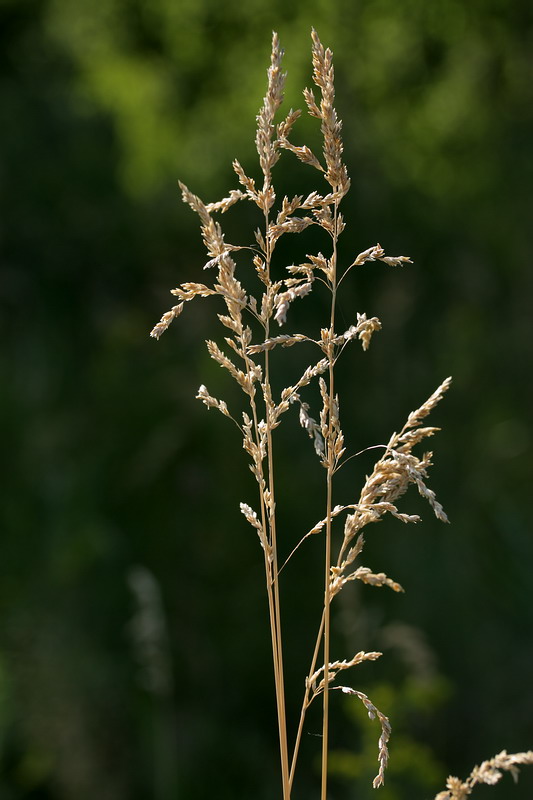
[150,28,531,800]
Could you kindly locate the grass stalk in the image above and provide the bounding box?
[147,26,533,800]
[264,211,291,799]
[320,202,340,799]
[320,471,332,800]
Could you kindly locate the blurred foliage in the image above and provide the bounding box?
[1,0,533,798]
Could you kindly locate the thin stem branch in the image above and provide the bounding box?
[321,202,340,800]
[264,209,291,800]
[289,611,325,788]
[321,469,333,800]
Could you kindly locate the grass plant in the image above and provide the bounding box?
[151,29,532,799]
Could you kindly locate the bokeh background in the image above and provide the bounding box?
[1,0,533,798]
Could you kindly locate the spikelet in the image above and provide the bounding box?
[338,687,392,789]
[150,303,183,340]
[256,31,286,192]
[306,651,382,694]
[310,28,349,195]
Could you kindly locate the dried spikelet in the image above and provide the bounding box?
[203,255,220,270]
[337,687,391,789]
[263,382,278,432]
[331,566,404,598]
[338,440,448,565]
[241,413,257,459]
[307,651,382,694]
[217,314,241,335]
[273,280,313,326]
[171,282,216,301]
[398,377,453,438]
[330,316,381,348]
[352,244,385,266]
[306,252,333,281]
[256,31,286,189]
[317,189,347,206]
[179,181,227,257]
[318,376,330,440]
[254,228,267,254]
[291,358,330,392]
[179,181,211,226]
[241,413,268,485]
[407,459,449,522]
[268,215,314,245]
[233,159,259,203]
[247,333,309,354]
[350,243,412,269]
[206,190,247,214]
[396,426,440,452]
[224,334,244,357]
[205,340,257,396]
[300,191,324,207]
[295,398,324,457]
[263,484,275,517]
[276,195,304,224]
[240,502,272,563]
[332,501,418,583]
[367,448,448,523]
[286,263,315,280]
[196,384,230,417]
[303,504,348,538]
[355,312,382,351]
[310,28,349,194]
[259,282,282,324]
[303,86,321,118]
[150,303,184,339]
[213,254,247,328]
[325,391,345,465]
[151,281,220,341]
[277,138,324,172]
[257,186,276,213]
[435,778,469,800]
[312,203,335,233]
[272,359,329,426]
[434,750,533,799]
[239,502,262,530]
[373,501,421,524]
[284,276,309,289]
[203,252,231,270]
[379,254,412,266]
[276,107,302,140]
[317,326,333,356]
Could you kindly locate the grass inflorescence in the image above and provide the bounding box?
[151,29,532,800]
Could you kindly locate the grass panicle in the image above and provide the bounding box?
[151,29,531,800]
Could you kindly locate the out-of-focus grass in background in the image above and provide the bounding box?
[1,0,532,798]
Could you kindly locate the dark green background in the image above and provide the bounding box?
[1,0,532,798]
